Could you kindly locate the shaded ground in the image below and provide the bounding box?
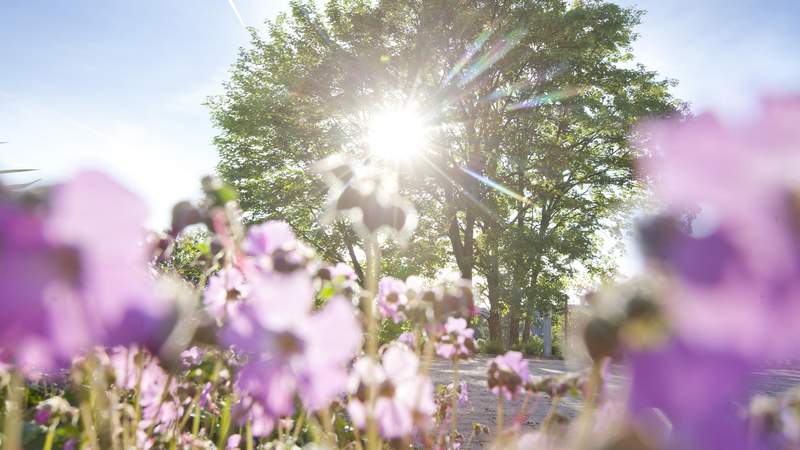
[429,356,800,449]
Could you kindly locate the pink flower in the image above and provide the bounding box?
[637,97,800,360]
[447,381,469,407]
[226,434,241,450]
[348,345,436,439]
[204,267,247,320]
[398,331,417,350]
[108,347,182,432]
[243,221,295,256]
[377,277,408,323]
[224,282,362,423]
[628,97,800,450]
[435,317,476,360]
[0,172,174,373]
[487,351,530,400]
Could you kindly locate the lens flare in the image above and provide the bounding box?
[367,106,429,162]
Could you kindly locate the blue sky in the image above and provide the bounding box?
[1,0,799,230]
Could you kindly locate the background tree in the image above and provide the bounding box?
[208,0,682,347]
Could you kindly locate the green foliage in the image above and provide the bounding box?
[208,0,684,340]
[160,231,213,286]
[521,336,545,358]
[479,340,505,355]
[378,320,412,347]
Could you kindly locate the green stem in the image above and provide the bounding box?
[572,358,604,448]
[43,419,60,450]
[364,233,381,450]
[192,402,201,437]
[216,396,232,449]
[79,401,101,450]
[246,420,254,450]
[451,360,459,438]
[2,372,22,450]
[496,395,504,432]
[291,412,306,443]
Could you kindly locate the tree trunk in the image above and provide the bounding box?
[543,311,552,357]
[507,285,521,349]
[521,314,532,343]
[486,248,502,346]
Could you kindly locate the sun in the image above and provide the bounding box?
[366,105,429,162]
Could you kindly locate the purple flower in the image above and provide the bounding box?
[108,346,181,432]
[224,287,362,423]
[47,172,172,349]
[435,317,476,360]
[179,346,206,368]
[447,381,469,408]
[637,97,800,361]
[0,199,72,371]
[243,221,295,256]
[628,97,800,450]
[348,345,436,439]
[377,277,408,323]
[487,351,530,400]
[232,395,274,437]
[628,340,754,450]
[226,434,241,450]
[1,171,174,373]
[204,267,247,320]
[330,262,357,280]
[398,331,417,350]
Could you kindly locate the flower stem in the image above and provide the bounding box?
[364,233,381,450]
[192,402,201,437]
[216,395,232,449]
[79,400,101,450]
[292,412,306,443]
[451,360,459,438]
[2,372,22,450]
[542,395,561,431]
[245,420,253,450]
[572,358,605,447]
[496,395,504,432]
[43,419,60,450]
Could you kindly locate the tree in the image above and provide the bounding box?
[208,0,682,344]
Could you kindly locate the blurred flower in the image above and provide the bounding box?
[180,346,207,368]
[244,221,295,257]
[0,171,175,373]
[226,434,241,450]
[348,345,436,439]
[232,395,274,437]
[377,277,408,323]
[637,97,800,360]
[627,340,752,450]
[449,381,469,408]
[315,156,417,238]
[108,346,182,433]
[47,172,174,350]
[628,97,800,449]
[0,198,73,371]
[487,351,530,400]
[224,286,362,423]
[435,317,476,361]
[34,396,77,426]
[398,331,417,350]
[406,280,476,326]
[204,267,248,321]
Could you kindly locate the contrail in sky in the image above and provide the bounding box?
[227,0,246,28]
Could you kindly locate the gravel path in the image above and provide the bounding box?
[429,356,800,449]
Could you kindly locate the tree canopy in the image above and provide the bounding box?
[208,0,682,348]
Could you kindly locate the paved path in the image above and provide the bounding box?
[429,356,800,449]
